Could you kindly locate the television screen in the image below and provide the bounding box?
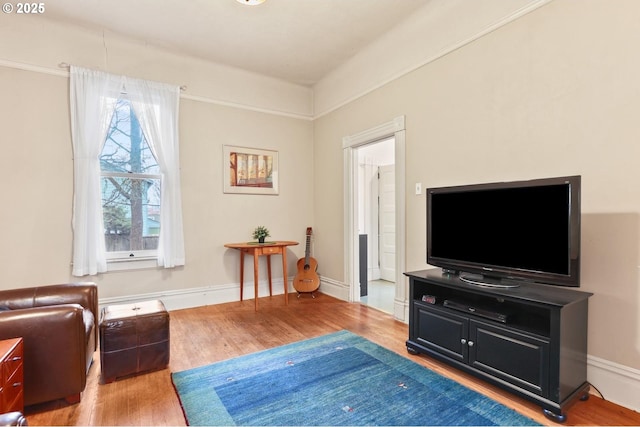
[427,176,581,288]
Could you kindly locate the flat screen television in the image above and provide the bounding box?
[427,175,581,288]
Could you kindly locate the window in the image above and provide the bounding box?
[101,98,161,259]
[70,66,185,276]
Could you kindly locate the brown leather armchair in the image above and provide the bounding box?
[0,283,98,406]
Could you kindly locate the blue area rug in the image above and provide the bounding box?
[171,330,539,426]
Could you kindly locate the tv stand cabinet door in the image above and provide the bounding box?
[413,303,468,363]
[469,320,550,398]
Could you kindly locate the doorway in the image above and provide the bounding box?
[357,139,395,314]
[342,116,407,321]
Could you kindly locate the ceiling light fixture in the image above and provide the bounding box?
[236,0,266,5]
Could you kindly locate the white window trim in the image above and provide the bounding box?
[102,171,162,180]
[106,249,158,260]
[106,255,160,272]
[100,99,163,264]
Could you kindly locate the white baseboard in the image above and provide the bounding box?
[394,297,409,323]
[98,280,640,414]
[98,278,289,312]
[99,276,334,311]
[317,276,350,301]
[587,355,640,412]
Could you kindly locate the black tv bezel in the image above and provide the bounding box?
[426,175,581,288]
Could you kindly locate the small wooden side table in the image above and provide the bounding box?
[0,337,24,414]
[224,241,299,311]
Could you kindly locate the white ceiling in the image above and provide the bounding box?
[43,0,430,87]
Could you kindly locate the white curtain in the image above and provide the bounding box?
[70,66,185,276]
[127,78,185,268]
[70,66,122,276]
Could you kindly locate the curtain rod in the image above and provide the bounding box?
[58,62,187,92]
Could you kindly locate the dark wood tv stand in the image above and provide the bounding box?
[405,269,593,422]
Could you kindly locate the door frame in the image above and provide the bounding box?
[342,116,407,321]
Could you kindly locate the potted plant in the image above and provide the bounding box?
[252,226,270,244]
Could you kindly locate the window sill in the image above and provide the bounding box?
[106,257,158,272]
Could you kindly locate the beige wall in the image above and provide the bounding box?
[0,19,314,299]
[314,0,640,370]
[0,68,74,287]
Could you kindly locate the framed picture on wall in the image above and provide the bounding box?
[223,145,279,195]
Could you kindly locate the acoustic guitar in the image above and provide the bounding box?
[293,227,320,294]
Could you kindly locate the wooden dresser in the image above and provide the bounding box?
[0,337,24,413]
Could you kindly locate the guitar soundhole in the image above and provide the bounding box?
[304,265,310,270]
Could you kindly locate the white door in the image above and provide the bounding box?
[378,164,395,282]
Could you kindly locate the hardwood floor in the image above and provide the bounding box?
[24,293,640,426]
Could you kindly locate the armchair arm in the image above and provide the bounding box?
[0,283,98,351]
[0,305,88,406]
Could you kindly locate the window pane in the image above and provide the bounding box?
[101,98,160,174]
[102,177,161,252]
[100,97,161,254]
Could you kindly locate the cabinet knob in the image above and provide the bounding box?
[468,341,474,347]
[460,339,467,345]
